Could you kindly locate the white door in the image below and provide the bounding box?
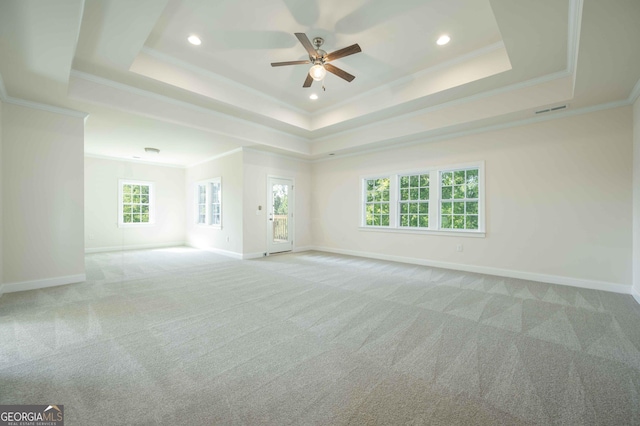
[267,177,294,254]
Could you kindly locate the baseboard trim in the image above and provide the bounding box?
[1,274,86,294]
[310,246,632,295]
[632,287,640,305]
[187,244,243,260]
[243,252,265,260]
[294,245,314,253]
[85,241,186,254]
[245,246,313,259]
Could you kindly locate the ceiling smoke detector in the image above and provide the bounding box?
[145,147,160,154]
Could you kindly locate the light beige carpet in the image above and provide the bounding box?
[1,248,639,425]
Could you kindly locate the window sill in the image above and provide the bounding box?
[358,226,485,238]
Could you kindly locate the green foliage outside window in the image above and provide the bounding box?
[122,184,151,224]
[365,178,390,226]
[399,173,429,228]
[440,169,479,230]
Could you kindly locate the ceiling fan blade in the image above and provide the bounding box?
[325,44,362,62]
[271,60,310,67]
[303,74,313,88]
[324,63,355,82]
[295,33,317,58]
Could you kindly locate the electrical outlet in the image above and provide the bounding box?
[456,244,463,252]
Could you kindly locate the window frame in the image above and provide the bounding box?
[196,183,207,225]
[438,167,481,232]
[360,161,485,237]
[361,175,394,228]
[118,179,155,228]
[398,172,431,229]
[195,177,222,229]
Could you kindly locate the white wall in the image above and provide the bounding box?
[2,103,85,287]
[185,150,243,256]
[312,107,633,290]
[243,149,312,257]
[84,156,185,252]
[633,97,640,301]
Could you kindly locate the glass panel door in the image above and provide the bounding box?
[267,177,294,254]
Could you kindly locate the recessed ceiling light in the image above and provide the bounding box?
[309,93,318,100]
[436,35,451,46]
[188,35,202,46]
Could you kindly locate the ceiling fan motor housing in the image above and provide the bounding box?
[312,38,326,62]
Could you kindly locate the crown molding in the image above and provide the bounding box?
[241,146,312,164]
[312,41,508,117]
[141,42,508,127]
[141,47,311,117]
[187,147,244,168]
[312,99,630,163]
[187,146,311,169]
[69,0,587,151]
[70,70,312,144]
[567,0,584,80]
[84,153,186,168]
[3,96,88,119]
[0,71,87,118]
[311,69,572,145]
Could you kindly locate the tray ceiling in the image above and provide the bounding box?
[0,0,638,165]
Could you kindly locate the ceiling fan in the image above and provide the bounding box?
[271,33,362,88]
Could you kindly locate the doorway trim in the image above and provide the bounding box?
[266,175,295,255]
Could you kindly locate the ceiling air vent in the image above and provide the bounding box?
[535,104,568,115]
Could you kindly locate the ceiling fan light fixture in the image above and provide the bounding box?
[271,33,361,87]
[187,35,202,46]
[436,35,451,46]
[309,64,326,81]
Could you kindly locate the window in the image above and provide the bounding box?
[210,181,221,226]
[195,178,222,227]
[119,180,154,226]
[364,177,390,226]
[197,184,207,224]
[440,168,479,230]
[399,173,429,228]
[361,162,484,235]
